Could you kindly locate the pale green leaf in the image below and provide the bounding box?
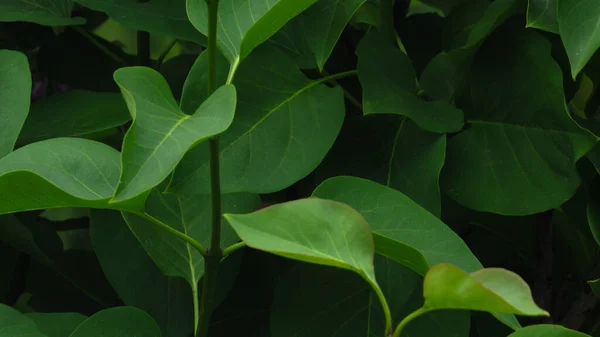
[442,28,597,215]
[0,50,31,158]
[186,0,318,71]
[558,0,600,78]
[69,307,161,337]
[113,67,236,203]
[26,313,86,337]
[424,264,549,316]
[18,90,130,144]
[74,0,203,43]
[0,138,144,215]
[0,0,84,26]
[356,32,464,133]
[0,304,46,337]
[527,0,558,33]
[168,44,344,195]
[507,324,590,337]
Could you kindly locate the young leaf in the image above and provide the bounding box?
[558,0,600,78]
[507,324,590,337]
[0,138,143,215]
[0,304,46,337]
[186,0,318,74]
[69,307,161,337]
[0,50,31,158]
[74,0,204,43]
[423,264,549,316]
[112,67,236,203]
[442,27,597,216]
[122,190,259,286]
[356,32,464,133]
[18,90,130,144]
[168,45,344,195]
[0,0,84,26]
[90,210,194,337]
[526,0,558,33]
[26,312,87,337]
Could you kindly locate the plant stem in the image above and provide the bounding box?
[223,241,246,256]
[392,307,431,337]
[366,277,393,336]
[135,211,206,255]
[380,0,396,45]
[197,0,222,336]
[137,31,151,67]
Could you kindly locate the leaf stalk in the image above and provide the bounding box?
[392,307,432,337]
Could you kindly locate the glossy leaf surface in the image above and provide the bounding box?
[0,50,31,158]
[69,307,161,337]
[356,32,464,133]
[442,28,596,215]
[424,264,548,316]
[0,0,84,26]
[187,0,318,66]
[0,138,142,215]
[19,90,130,144]
[558,0,600,77]
[113,67,236,203]
[527,0,558,33]
[169,45,344,195]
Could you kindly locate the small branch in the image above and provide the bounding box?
[223,241,246,256]
[71,26,127,65]
[321,70,362,111]
[393,307,432,337]
[134,211,206,255]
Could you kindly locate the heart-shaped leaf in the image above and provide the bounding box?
[0,50,31,158]
[113,67,236,203]
[356,32,464,133]
[74,0,204,43]
[168,44,344,195]
[0,0,84,26]
[423,263,549,316]
[526,0,558,33]
[558,0,600,78]
[441,27,597,216]
[186,0,318,74]
[0,304,46,337]
[26,313,86,337]
[0,138,143,215]
[69,307,161,337]
[507,324,590,337]
[18,90,130,144]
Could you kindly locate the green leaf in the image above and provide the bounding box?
[316,115,446,217]
[123,190,259,285]
[356,31,464,133]
[18,90,130,144]
[419,49,473,102]
[300,0,365,71]
[112,67,236,203]
[186,0,318,72]
[0,0,84,26]
[168,44,344,195]
[586,178,600,246]
[180,50,229,115]
[0,214,63,263]
[224,198,377,284]
[69,307,161,337]
[526,0,558,33]
[423,264,548,316]
[589,279,600,298]
[419,0,472,16]
[74,0,204,43]
[0,138,143,215]
[0,50,31,158]
[507,325,590,337]
[0,304,45,337]
[26,313,86,337]
[90,209,194,337]
[558,0,600,78]
[441,27,597,216]
[268,19,317,69]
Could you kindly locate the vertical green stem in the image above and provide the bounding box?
[380,0,395,45]
[137,31,151,67]
[196,0,222,336]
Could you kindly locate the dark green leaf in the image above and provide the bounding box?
[589,279,600,298]
[356,32,464,133]
[419,49,473,102]
[18,90,130,144]
[0,0,84,26]
[558,0,600,78]
[586,178,600,246]
[69,307,161,337]
[180,50,229,115]
[25,312,86,337]
[0,50,30,158]
[113,67,236,203]
[0,214,62,263]
[268,18,316,69]
[0,304,45,337]
[527,0,558,33]
[419,0,471,16]
[74,0,204,43]
[0,138,143,215]
[186,0,318,71]
[507,325,590,337]
[168,45,344,195]
[442,27,597,215]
